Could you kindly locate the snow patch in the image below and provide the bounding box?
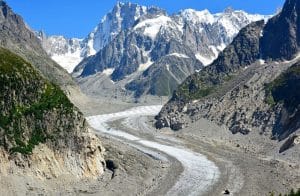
[138,59,153,72]
[166,64,170,71]
[208,46,219,58]
[181,9,215,24]
[87,35,97,56]
[217,43,226,51]
[102,68,115,76]
[134,15,172,39]
[51,51,82,73]
[195,53,214,66]
[259,59,265,65]
[168,53,189,59]
[138,50,153,71]
[260,30,264,37]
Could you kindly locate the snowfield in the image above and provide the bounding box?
[134,15,172,39]
[87,105,220,196]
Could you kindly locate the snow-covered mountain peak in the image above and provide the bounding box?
[180,9,215,24]
[86,2,149,53]
[40,2,153,73]
[224,6,235,14]
[40,2,271,74]
[215,10,270,37]
[134,15,173,39]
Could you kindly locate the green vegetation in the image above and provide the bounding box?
[178,84,214,100]
[0,48,75,154]
[3,83,74,154]
[265,91,276,106]
[151,72,177,97]
[265,62,300,110]
[176,71,233,101]
[25,83,74,118]
[269,189,300,196]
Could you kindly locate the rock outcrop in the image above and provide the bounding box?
[261,0,300,61]
[156,0,300,142]
[0,47,105,179]
[0,0,76,88]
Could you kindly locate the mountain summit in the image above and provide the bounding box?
[39,2,157,73]
[261,0,300,60]
[40,3,268,77]
[52,3,268,98]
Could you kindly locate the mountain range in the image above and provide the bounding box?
[156,0,300,144]
[40,2,269,98]
[1,0,300,195]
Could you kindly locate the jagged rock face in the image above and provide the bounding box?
[42,4,268,73]
[0,48,104,179]
[156,0,300,140]
[266,62,300,139]
[0,1,75,88]
[126,54,202,97]
[170,20,265,101]
[0,1,39,48]
[88,2,150,53]
[37,32,84,73]
[178,8,268,65]
[212,20,264,73]
[156,57,295,137]
[76,30,151,80]
[261,0,300,60]
[69,3,267,97]
[39,2,152,73]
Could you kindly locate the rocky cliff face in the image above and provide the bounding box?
[0,47,105,179]
[125,54,202,97]
[69,3,267,98]
[37,32,84,73]
[266,61,300,140]
[261,0,300,61]
[156,0,300,141]
[39,2,151,73]
[0,0,75,88]
[168,20,265,102]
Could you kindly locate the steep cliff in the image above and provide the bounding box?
[0,0,75,89]
[0,47,105,179]
[261,0,300,60]
[265,61,300,140]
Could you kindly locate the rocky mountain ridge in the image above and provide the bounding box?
[0,0,75,89]
[38,2,152,73]
[156,0,300,145]
[57,2,269,98]
[42,3,269,73]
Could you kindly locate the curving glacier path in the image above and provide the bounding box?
[87,105,220,196]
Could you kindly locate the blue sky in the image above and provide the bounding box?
[6,0,284,38]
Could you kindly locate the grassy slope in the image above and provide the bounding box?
[265,62,300,110]
[0,48,75,154]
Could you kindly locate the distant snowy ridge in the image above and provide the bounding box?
[40,2,271,74]
[39,2,150,73]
